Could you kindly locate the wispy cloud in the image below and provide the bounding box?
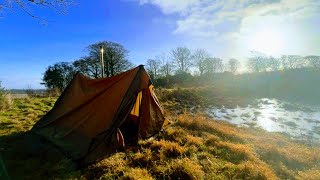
[133,0,320,57]
[138,0,200,14]
[136,0,320,39]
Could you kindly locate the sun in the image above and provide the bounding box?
[248,28,285,55]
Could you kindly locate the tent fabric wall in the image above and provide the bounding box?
[32,65,165,164]
[0,154,9,180]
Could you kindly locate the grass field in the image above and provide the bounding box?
[1,95,320,179]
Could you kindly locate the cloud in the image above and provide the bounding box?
[138,0,200,14]
[136,0,320,40]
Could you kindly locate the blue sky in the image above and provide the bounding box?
[0,0,319,89]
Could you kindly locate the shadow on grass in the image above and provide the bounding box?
[0,131,80,180]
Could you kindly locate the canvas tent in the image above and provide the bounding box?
[32,65,166,164]
[0,154,9,180]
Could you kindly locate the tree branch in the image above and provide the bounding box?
[0,0,74,24]
[15,0,47,24]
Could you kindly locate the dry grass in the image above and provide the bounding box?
[0,94,13,111]
[0,97,55,136]
[121,167,153,180]
[1,97,320,179]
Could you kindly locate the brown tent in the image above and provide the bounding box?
[32,65,165,164]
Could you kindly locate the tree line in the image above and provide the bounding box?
[145,48,320,86]
[247,51,320,72]
[42,41,320,91]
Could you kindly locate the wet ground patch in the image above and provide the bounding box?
[208,98,320,141]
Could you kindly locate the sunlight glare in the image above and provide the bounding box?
[248,28,285,55]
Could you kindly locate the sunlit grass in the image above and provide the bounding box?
[1,96,320,179]
[0,97,56,136]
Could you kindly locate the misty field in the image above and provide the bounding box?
[1,90,320,180]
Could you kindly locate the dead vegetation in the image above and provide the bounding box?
[0,82,13,111]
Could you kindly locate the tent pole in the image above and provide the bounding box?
[100,46,105,78]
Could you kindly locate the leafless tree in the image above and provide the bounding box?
[267,56,281,71]
[0,0,74,23]
[171,47,192,73]
[158,53,173,77]
[192,49,209,76]
[203,58,214,74]
[305,55,320,70]
[25,84,37,98]
[281,55,307,70]
[228,58,240,74]
[212,58,224,73]
[247,51,268,72]
[203,57,224,74]
[146,58,161,80]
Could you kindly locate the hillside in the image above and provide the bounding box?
[1,95,320,179]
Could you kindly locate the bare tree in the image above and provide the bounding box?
[146,59,161,81]
[305,55,320,70]
[157,53,173,77]
[281,55,307,70]
[171,47,192,73]
[25,84,37,98]
[267,56,281,71]
[203,58,214,74]
[0,0,74,23]
[192,49,209,76]
[228,58,240,74]
[212,58,224,73]
[247,51,268,72]
[203,57,224,74]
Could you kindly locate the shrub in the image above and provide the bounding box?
[45,88,61,97]
[0,81,5,109]
[24,85,37,98]
[0,81,12,110]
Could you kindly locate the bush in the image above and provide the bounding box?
[45,88,61,97]
[0,81,12,110]
[0,82,4,109]
[25,85,37,98]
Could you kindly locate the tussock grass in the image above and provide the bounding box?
[86,153,127,179]
[1,97,320,179]
[151,158,205,180]
[0,94,13,111]
[121,167,153,180]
